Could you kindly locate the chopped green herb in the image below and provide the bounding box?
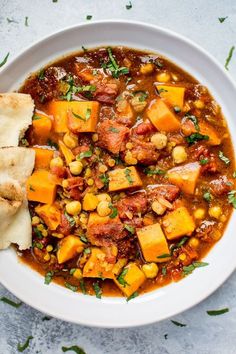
[218,16,228,23]
[80,234,88,243]
[93,282,102,299]
[62,345,86,354]
[203,191,212,203]
[47,139,58,149]
[114,155,123,165]
[42,316,51,321]
[77,150,93,160]
[38,69,45,80]
[218,151,230,165]
[225,46,235,70]
[7,18,18,23]
[29,184,35,191]
[124,168,133,185]
[170,236,188,255]
[24,16,29,27]
[185,113,199,131]
[72,111,86,121]
[117,267,129,287]
[126,77,132,85]
[53,0,58,2]
[157,253,171,259]
[65,282,78,292]
[84,248,91,255]
[171,320,186,327]
[127,291,139,302]
[154,59,163,68]
[92,69,98,75]
[69,268,76,275]
[99,173,109,188]
[162,267,167,275]
[228,190,236,208]
[20,138,29,146]
[199,158,209,165]
[86,15,92,20]
[33,241,43,250]
[79,280,87,294]
[233,171,236,178]
[17,336,33,352]
[33,227,43,239]
[109,127,120,133]
[44,271,54,285]
[157,88,168,94]
[104,47,129,78]
[207,308,229,316]
[186,133,209,145]
[134,91,148,102]
[40,94,45,103]
[0,297,22,308]
[64,212,76,227]
[143,167,166,176]
[174,106,181,113]
[85,108,91,121]
[0,52,10,68]
[126,1,132,9]
[124,224,135,234]
[109,203,118,218]
[82,46,87,52]
[183,261,209,276]
[164,334,168,340]
[32,114,42,120]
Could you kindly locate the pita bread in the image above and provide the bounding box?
[0,93,34,148]
[0,147,35,250]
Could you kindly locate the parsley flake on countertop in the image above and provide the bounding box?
[0,52,10,68]
[171,320,186,327]
[62,345,86,354]
[0,297,22,308]
[225,46,235,70]
[17,336,33,352]
[218,16,228,23]
[207,308,229,316]
[126,1,132,9]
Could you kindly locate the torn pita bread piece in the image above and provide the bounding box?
[0,93,34,148]
[0,147,35,250]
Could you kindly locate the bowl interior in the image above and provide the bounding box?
[0,20,235,328]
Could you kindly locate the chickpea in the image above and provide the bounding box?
[69,161,83,175]
[97,193,111,203]
[172,146,187,164]
[87,178,94,186]
[97,201,111,217]
[46,245,53,252]
[194,208,206,219]
[108,158,116,167]
[98,164,108,173]
[63,132,78,149]
[50,157,64,169]
[66,201,81,215]
[44,253,50,261]
[209,206,222,219]
[156,71,171,82]
[142,263,159,278]
[140,63,154,75]
[152,201,166,215]
[151,133,167,150]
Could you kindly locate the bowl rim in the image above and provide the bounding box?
[0,19,236,328]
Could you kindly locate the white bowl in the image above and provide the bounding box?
[0,20,235,328]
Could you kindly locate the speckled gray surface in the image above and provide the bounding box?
[1,0,236,353]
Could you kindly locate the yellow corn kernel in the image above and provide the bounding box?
[126,142,133,150]
[188,237,200,249]
[80,213,88,225]
[194,100,205,109]
[52,232,64,238]
[66,201,82,215]
[151,133,167,150]
[37,224,45,231]
[142,263,159,279]
[63,132,78,149]
[84,167,92,178]
[98,164,108,173]
[151,201,166,215]
[92,133,99,142]
[87,178,94,186]
[179,253,186,261]
[42,230,48,237]
[62,179,69,189]
[172,146,187,164]
[124,151,138,165]
[69,161,83,175]
[97,201,111,217]
[111,245,118,257]
[44,253,51,261]
[46,245,53,252]
[220,215,227,222]
[209,206,222,219]
[194,208,206,219]
[140,63,154,75]
[108,158,115,167]
[156,71,171,82]
[32,216,40,226]
[50,157,64,169]
[73,268,83,280]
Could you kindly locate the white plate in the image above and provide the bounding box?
[0,20,236,328]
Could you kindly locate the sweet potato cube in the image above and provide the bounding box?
[48,101,100,133]
[146,98,181,132]
[114,263,146,297]
[167,162,201,194]
[26,170,57,204]
[199,122,221,146]
[35,204,61,230]
[33,148,54,170]
[57,235,85,264]
[162,207,195,240]
[156,85,185,109]
[32,112,52,138]
[83,248,114,279]
[58,140,75,165]
[108,166,143,192]
[137,223,170,263]
[82,193,99,211]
